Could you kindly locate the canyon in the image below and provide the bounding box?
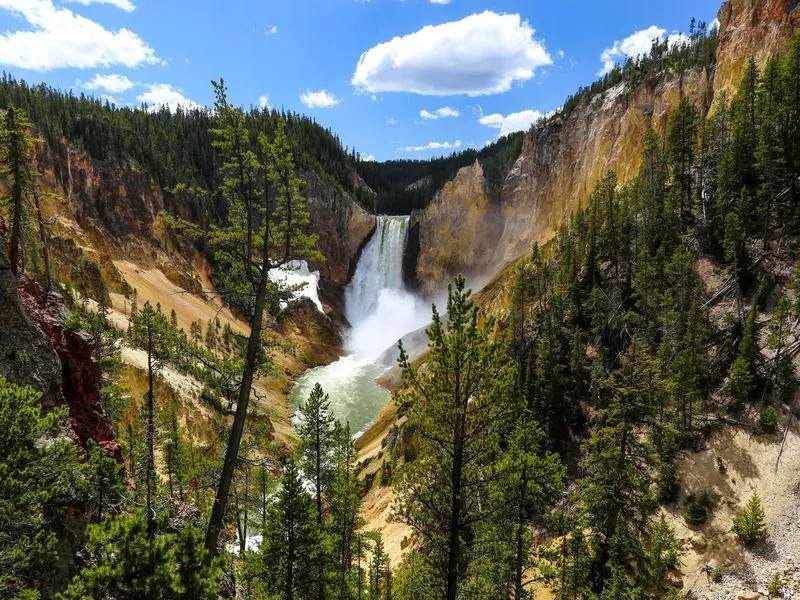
[2,0,800,596]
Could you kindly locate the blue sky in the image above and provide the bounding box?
[0,0,720,160]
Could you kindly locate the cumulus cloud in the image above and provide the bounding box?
[402,140,462,152]
[479,108,551,137]
[420,106,460,120]
[65,0,136,11]
[362,154,376,161]
[137,83,201,112]
[0,0,161,71]
[430,0,451,4]
[598,25,689,76]
[300,89,340,108]
[258,94,271,109]
[83,73,134,93]
[352,11,551,96]
[266,25,278,35]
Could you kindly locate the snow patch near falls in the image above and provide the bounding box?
[269,260,323,312]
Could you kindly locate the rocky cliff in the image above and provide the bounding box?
[31,139,374,297]
[1,222,121,460]
[303,173,376,287]
[410,0,800,296]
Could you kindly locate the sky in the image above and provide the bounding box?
[0,0,722,161]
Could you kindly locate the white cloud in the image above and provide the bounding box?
[362,154,376,161]
[0,0,161,71]
[136,83,201,112]
[479,108,551,137]
[430,0,451,4]
[258,94,271,109]
[709,18,720,32]
[402,140,462,152]
[83,73,134,93]
[352,11,551,96]
[386,118,398,125]
[420,106,460,120]
[598,25,689,76]
[266,25,278,35]
[64,0,136,11]
[300,89,340,108]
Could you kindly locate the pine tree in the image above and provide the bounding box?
[0,377,86,597]
[59,511,219,600]
[85,439,127,523]
[329,422,365,599]
[0,105,35,275]
[732,494,768,547]
[394,276,514,600]
[578,336,658,592]
[161,404,188,502]
[129,302,175,539]
[756,56,788,248]
[666,96,698,220]
[205,80,320,554]
[298,383,337,526]
[472,417,564,599]
[260,459,322,600]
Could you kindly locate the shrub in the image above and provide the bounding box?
[760,405,779,433]
[711,567,723,583]
[768,573,783,596]
[684,490,716,526]
[732,494,767,547]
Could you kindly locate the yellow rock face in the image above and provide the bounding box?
[412,0,800,296]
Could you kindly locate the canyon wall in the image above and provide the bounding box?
[31,141,374,295]
[411,0,800,296]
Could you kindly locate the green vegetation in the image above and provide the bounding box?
[0,377,85,597]
[684,491,717,526]
[732,494,768,547]
[768,573,783,596]
[384,31,800,598]
[760,405,780,433]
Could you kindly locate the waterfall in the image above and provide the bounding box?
[345,215,409,323]
[291,214,430,435]
[343,216,429,361]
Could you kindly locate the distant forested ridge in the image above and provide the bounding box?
[0,74,528,216]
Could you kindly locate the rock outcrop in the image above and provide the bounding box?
[19,282,122,462]
[715,0,800,100]
[303,172,376,287]
[410,0,800,295]
[33,142,374,293]
[0,223,61,404]
[1,223,121,460]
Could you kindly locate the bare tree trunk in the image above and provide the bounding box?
[9,170,22,275]
[146,323,156,540]
[205,271,268,555]
[32,189,52,290]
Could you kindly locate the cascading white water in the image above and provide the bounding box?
[344,216,429,361]
[290,215,430,434]
[346,216,408,320]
